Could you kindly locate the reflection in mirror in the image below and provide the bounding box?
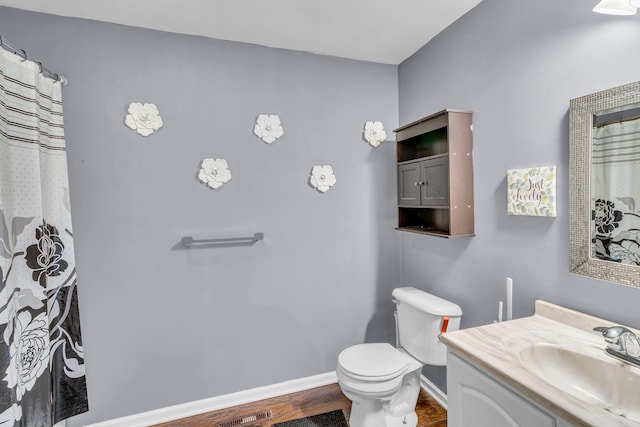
[570,81,640,288]
[591,103,640,265]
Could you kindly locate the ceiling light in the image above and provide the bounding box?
[593,0,637,14]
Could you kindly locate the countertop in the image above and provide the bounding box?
[440,300,640,427]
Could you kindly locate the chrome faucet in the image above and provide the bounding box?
[594,326,640,366]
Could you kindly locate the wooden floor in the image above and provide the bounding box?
[153,383,446,427]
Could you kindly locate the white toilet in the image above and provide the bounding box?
[336,287,462,427]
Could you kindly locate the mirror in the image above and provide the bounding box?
[570,81,640,288]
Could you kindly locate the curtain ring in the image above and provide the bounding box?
[0,35,3,47]
[19,49,26,61]
[54,73,60,83]
[37,62,43,73]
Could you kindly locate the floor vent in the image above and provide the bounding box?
[216,410,272,427]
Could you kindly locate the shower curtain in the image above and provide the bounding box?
[0,48,88,425]
[591,116,640,265]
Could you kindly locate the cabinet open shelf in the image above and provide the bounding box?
[394,109,474,238]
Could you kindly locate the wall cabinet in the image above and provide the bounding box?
[447,351,573,427]
[394,109,474,237]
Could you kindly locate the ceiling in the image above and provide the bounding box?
[0,0,483,64]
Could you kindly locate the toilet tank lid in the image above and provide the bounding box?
[392,287,462,316]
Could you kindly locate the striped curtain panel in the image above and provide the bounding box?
[0,48,88,425]
[591,115,640,265]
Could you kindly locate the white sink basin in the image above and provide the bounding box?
[519,343,640,423]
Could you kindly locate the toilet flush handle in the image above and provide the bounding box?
[440,316,450,335]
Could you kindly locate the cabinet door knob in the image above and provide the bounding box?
[414,182,419,186]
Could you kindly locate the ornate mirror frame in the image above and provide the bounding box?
[569,80,640,288]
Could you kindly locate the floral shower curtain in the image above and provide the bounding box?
[0,48,88,425]
[591,115,640,265]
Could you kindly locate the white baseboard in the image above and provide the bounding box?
[85,371,447,427]
[420,374,447,409]
[84,372,337,427]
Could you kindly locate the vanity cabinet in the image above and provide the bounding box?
[394,109,474,237]
[447,350,573,427]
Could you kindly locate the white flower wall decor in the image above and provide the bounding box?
[198,158,232,189]
[254,114,284,144]
[363,121,387,147]
[309,165,337,193]
[125,103,163,136]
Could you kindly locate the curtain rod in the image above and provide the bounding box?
[594,106,640,128]
[0,34,68,86]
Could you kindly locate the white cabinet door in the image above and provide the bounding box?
[447,351,556,427]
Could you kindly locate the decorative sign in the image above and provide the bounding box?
[507,166,556,217]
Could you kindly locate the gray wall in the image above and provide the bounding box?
[0,7,400,425]
[398,0,640,391]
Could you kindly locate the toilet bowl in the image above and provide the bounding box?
[337,343,423,427]
[337,287,462,427]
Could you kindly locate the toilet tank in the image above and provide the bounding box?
[392,287,462,366]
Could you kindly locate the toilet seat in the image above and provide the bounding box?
[338,343,409,380]
[337,343,419,399]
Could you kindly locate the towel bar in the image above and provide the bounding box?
[181,232,264,248]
